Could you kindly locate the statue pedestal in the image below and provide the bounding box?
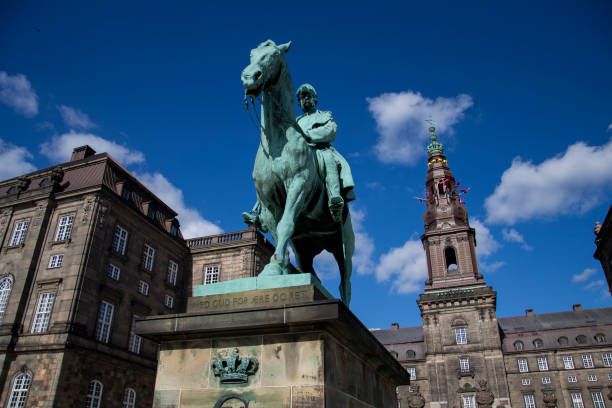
[136,290,409,407]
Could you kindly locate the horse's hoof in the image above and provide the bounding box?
[260,263,283,276]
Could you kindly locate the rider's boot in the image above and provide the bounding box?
[329,196,344,223]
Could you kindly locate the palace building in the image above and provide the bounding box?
[0,142,610,408]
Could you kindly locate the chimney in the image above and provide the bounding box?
[391,322,399,331]
[573,304,583,312]
[70,145,96,162]
[525,309,534,317]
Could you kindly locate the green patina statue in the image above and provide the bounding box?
[241,40,355,306]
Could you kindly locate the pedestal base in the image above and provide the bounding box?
[136,296,409,408]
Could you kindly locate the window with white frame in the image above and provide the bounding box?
[591,391,606,408]
[462,395,475,408]
[537,357,548,371]
[48,254,63,268]
[112,225,128,255]
[54,215,74,241]
[128,315,142,354]
[9,220,29,246]
[563,356,575,369]
[571,393,584,408]
[524,394,536,408]
[455,327,467,344]
[143,244,155,271]
[164,295,174,309]
[138,280,149,296]
[406,367,416,380]
[582,354,594,368]
[95,301,114,343]
[521,378,530,385]
[31,292,55,333]
[588,374,598,382]
[460,357,470,373]
[85,380,103,408]
[167,260,178,285]
[7,372,32,408]
[608,373,612,380]
[603,352,612,367]
[204,265,219,284]
[107,264,120,280]
[518,359,529,372]
[568,375,577,383]
[0,277,13,322]
[542,377,551,384]
[123,388,136,408]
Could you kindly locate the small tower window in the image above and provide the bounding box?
[445,247,458,275]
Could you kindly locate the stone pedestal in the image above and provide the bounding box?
[136,289,410,407]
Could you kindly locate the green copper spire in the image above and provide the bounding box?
[426,119,444,154]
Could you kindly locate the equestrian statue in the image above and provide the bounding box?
[241,40,356,306]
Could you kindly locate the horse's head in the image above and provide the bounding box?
[242,39,291,98]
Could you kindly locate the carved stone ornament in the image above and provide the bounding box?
[211,348,259,384]
[406,384,426,408]
[475,379,494,408]
[213,394,250,408]
[542,390,557,408]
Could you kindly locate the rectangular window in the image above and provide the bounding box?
[164,295,174,309]
[588,375,598,382]
[542,377,551,384]
[167,261,178,285]
[564,356,575,369]
[204,265,219,284]
[592,392,606,408]
[54,215,74,241]
[112,226,128,255]
[31,292,55,333]
[9,220,29,246]
[128,316,142,354]
[95,301,114,343]
[537,357,548,371]
[455,327,467,344]
[571,393,584,408]
[143,244,155,271]
[138,281,149,296]
[518,359,529,373]
[582,354,594,368]
[48,254,64,268]
[463,396,475,408]
[603,352,612,367]
[568,375,577,383]
[521,378,531,386]
[406,367,416,380]
[107,264,120,280]
[460,358,470,372]
[524,394,536,408]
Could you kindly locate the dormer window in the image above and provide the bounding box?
[147,206,155,220]
[121,186,131,201]
[514,341,524,351]
[533,339,543,349]
[170,223,178,237]
[445,247,458,275]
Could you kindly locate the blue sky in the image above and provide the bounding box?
[1,0,611,330]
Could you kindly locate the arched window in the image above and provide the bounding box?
[533,339,543,348]
[558,336,568,346]
[390,351,398,359]
[445,247,458,275]
[514,341,524,351]
[8,373,32,408]
[123,388,136,408]
[85,380,103,408]
[595,334,606,344]
[576,335,587,344]
[0,277,13,321]
[406,350,416,359]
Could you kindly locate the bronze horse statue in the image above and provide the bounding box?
[241,40,355,306]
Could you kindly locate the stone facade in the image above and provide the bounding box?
[594,204,612,296]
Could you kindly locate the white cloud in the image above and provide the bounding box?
[0,139,36,180]
[485,139,612,225]
[367,91,473,165]
[471,218,500,257]
[351,207,376,275]
[40,131,145,165]
[502,228,532,251]
[572,268,596,283]
[57,105,97,129]
[584,279,605,290]
[607,124,612,131]
[375,239,427,294]
[479,260,505,272]
[0,71,38,117]
[135,172,222,238]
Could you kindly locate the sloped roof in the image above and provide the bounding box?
[498,307,612,334]
[371,326,424,344]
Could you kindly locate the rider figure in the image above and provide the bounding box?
[296,84,355,223]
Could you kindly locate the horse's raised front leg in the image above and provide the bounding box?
[260,177,306,276]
